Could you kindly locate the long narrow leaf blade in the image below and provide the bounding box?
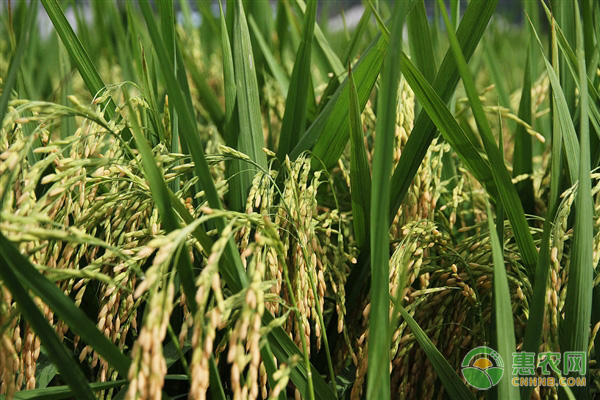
[138,0,248,291]
[124,91,199,314]
[220,1,242,211]
[393,303,476,400]
[528,16,580,186]
[367,3,408,398]
[138,7,331,396]
[0,234,130,377]
[342,5,372,65]
[183,50,226,132]
[539,1,600,139]
[231,0,267,208]
[486,203,519,400]
[277,0,317,158]
[248,16,290,96]
[6,381,125,400]
[438,0,538,276]
[348,66,371,250]
[407,0,436,83]
[262,313,337,400]
[292,34,387,166]
[399,53,497,196]
[561,5,593,398]
[0,1,37,124]
[512,51,535,215]
[0,236,95,400]
[520,19,567,400]
[292,0,345,81]
[41,0,115,118]
[388,0,498,222]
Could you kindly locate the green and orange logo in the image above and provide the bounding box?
[461,346,504,390]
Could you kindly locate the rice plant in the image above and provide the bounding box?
[0,0,599,399]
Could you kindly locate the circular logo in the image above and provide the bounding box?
[461,346,504,390]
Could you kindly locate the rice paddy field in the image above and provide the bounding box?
[0,0,599,399]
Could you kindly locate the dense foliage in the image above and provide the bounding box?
[0,1,599,399]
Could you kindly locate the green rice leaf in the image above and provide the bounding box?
[58,41,74,140]
[139,44,165,145]
[407,0,436,83]
[539,1,600,139]
[159,0,176,63]
[438,0,537,277]
[196,0,220,38]
[231,0,267,209]
[367,0,390,38]
[262,313,337,400]
[219,1,243,211]
[342,5,372,64]
[520,207,556,400]
[0,233,130,377]
[159,0,193,159]
[125,0,146,80]
[555,0,576,116]
[496,110,506,244]
[3,375,182,400]
[277,0,317,158]
[560,4,593,399]
[159,2,194,118]
[41,0,115,119]
[260,344,286,400]
[174,38,195,127]
[209,356,226,400]
[71,2,92,57]
[246,0,274,53]
[528,15,580,186]
[278,0,301,58]
[292,0,345,82]
[292,33,387,167]
[520,22,566,400]
[4,1,42,167]
[123,88,199,315]
[248,16,290,96]
[482,40,510,109]
[398,54,497,205]
[220,1,236,127]
[182,45,225,131]
[0,235,96,400]
[367,3,409,398]
[138,0,248,292]
[485,202,519,400]
[0,0,37,124]
[4,380,126,400]
[392,301,476,400]
[593,285,600,377]
[512,50,535,215]
[35,351,58,389]
[348,65,371,250]
[339,0,502,371]
[388,0,498,222]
